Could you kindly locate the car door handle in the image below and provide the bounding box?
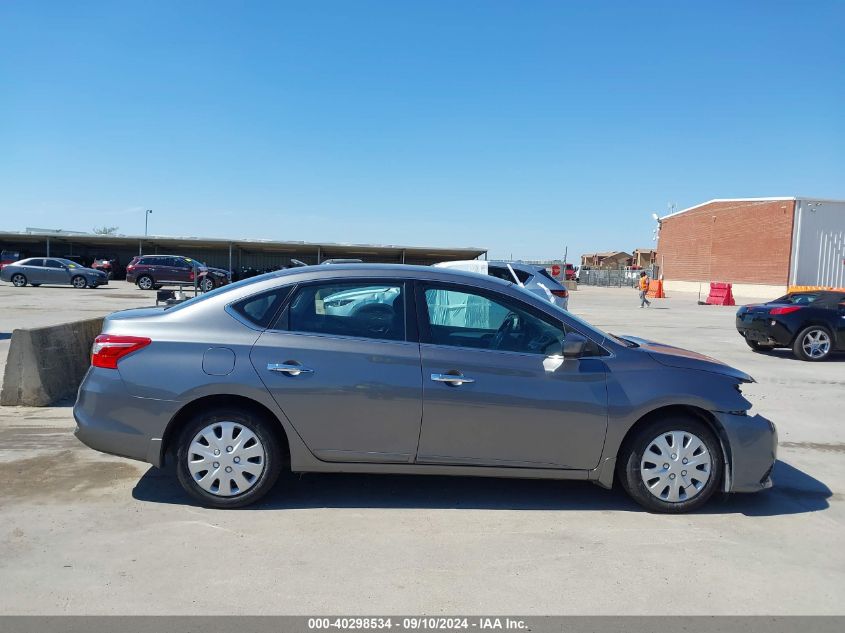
[267,363,314,376]
[431,373,474,385]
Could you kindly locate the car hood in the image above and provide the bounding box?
[620,335,754,383]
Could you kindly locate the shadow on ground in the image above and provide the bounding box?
[132,459,832,516]
[756,349,845,363]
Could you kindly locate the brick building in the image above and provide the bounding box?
[656,197,845,297]
[580,251,632,269]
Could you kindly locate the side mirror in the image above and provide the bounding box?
[562,332,588,358]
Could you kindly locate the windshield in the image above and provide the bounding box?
[54,258,82,267]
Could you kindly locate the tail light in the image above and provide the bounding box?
[769,306,802,315]
[91,334,151,369]
[551,289,569,299]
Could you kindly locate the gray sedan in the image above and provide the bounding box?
[74,264,776,512]
[1,257,109,288]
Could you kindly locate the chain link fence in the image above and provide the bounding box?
[578,266,660,288]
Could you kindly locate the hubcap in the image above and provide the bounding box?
[187,421,266,497]
[73,277,86,288]
[640,430,711,503]
[139,277,152,289]
[802,330,830,359]
[12,275,25,286]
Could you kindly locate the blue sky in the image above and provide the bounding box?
[1,1,843,261]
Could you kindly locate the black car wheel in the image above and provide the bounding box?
[137,275,154,290]
[176,407,283,509]
[745,338,774,352]
[618,416,723,513]
[71,275,89,289]
[793,326,833,361]
[11,273,27,287]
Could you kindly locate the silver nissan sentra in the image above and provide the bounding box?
[74,264,776,512]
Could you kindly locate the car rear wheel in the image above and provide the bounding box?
[618,417,723,513]
[745,338,774,352]
[176,408,283,509]
[793,326,832,361]
[11,273,27,287]
[71,275,88,289]
[202,277,215,292]
[137,275,154,290]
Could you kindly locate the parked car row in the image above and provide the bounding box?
[0,257,109,288]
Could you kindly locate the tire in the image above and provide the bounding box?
[137,275,154,290]
[11,273,27,287]
[71,275,88,289]
[202,277,215,292]
[175,407,283,509]
[792,325,833,361]
[618,417,723,513]
[745,338,774,352]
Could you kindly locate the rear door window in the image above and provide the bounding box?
[488,266,531,284]
[286,281,406,341]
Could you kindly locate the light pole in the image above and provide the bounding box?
[140,209,153,255]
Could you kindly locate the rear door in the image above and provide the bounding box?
[24,259,48,284]
[415,281,608,469]
[249,279,424,463]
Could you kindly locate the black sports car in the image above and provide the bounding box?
[736,291,845,361]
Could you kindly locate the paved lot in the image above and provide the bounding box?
[0,280,153,379]
[0,284,843,614]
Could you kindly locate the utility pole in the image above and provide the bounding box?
[141,209,152,255]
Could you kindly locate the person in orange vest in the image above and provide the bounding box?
[638,271,651,308]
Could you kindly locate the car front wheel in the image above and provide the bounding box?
[11,273,27,287]
[175,408,283,508]
[619,417,723,513]
[71,275,88,289]
[137,275,154,290]
[793,326,832,361]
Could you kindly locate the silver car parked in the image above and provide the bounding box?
[74,264,776,512]
[1,257,109,288]
[435,260,570,310]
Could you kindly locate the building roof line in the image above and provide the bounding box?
[658,196,845,221]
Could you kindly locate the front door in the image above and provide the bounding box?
[415,283,608,470]
[250,279,423,463]
[44,259,71,284]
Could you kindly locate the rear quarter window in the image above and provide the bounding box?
[230,287,293,329]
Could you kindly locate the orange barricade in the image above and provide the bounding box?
[706,282,735,306]
[646,280,665,298]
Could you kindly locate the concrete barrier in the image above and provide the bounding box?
[1,317,103,406]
